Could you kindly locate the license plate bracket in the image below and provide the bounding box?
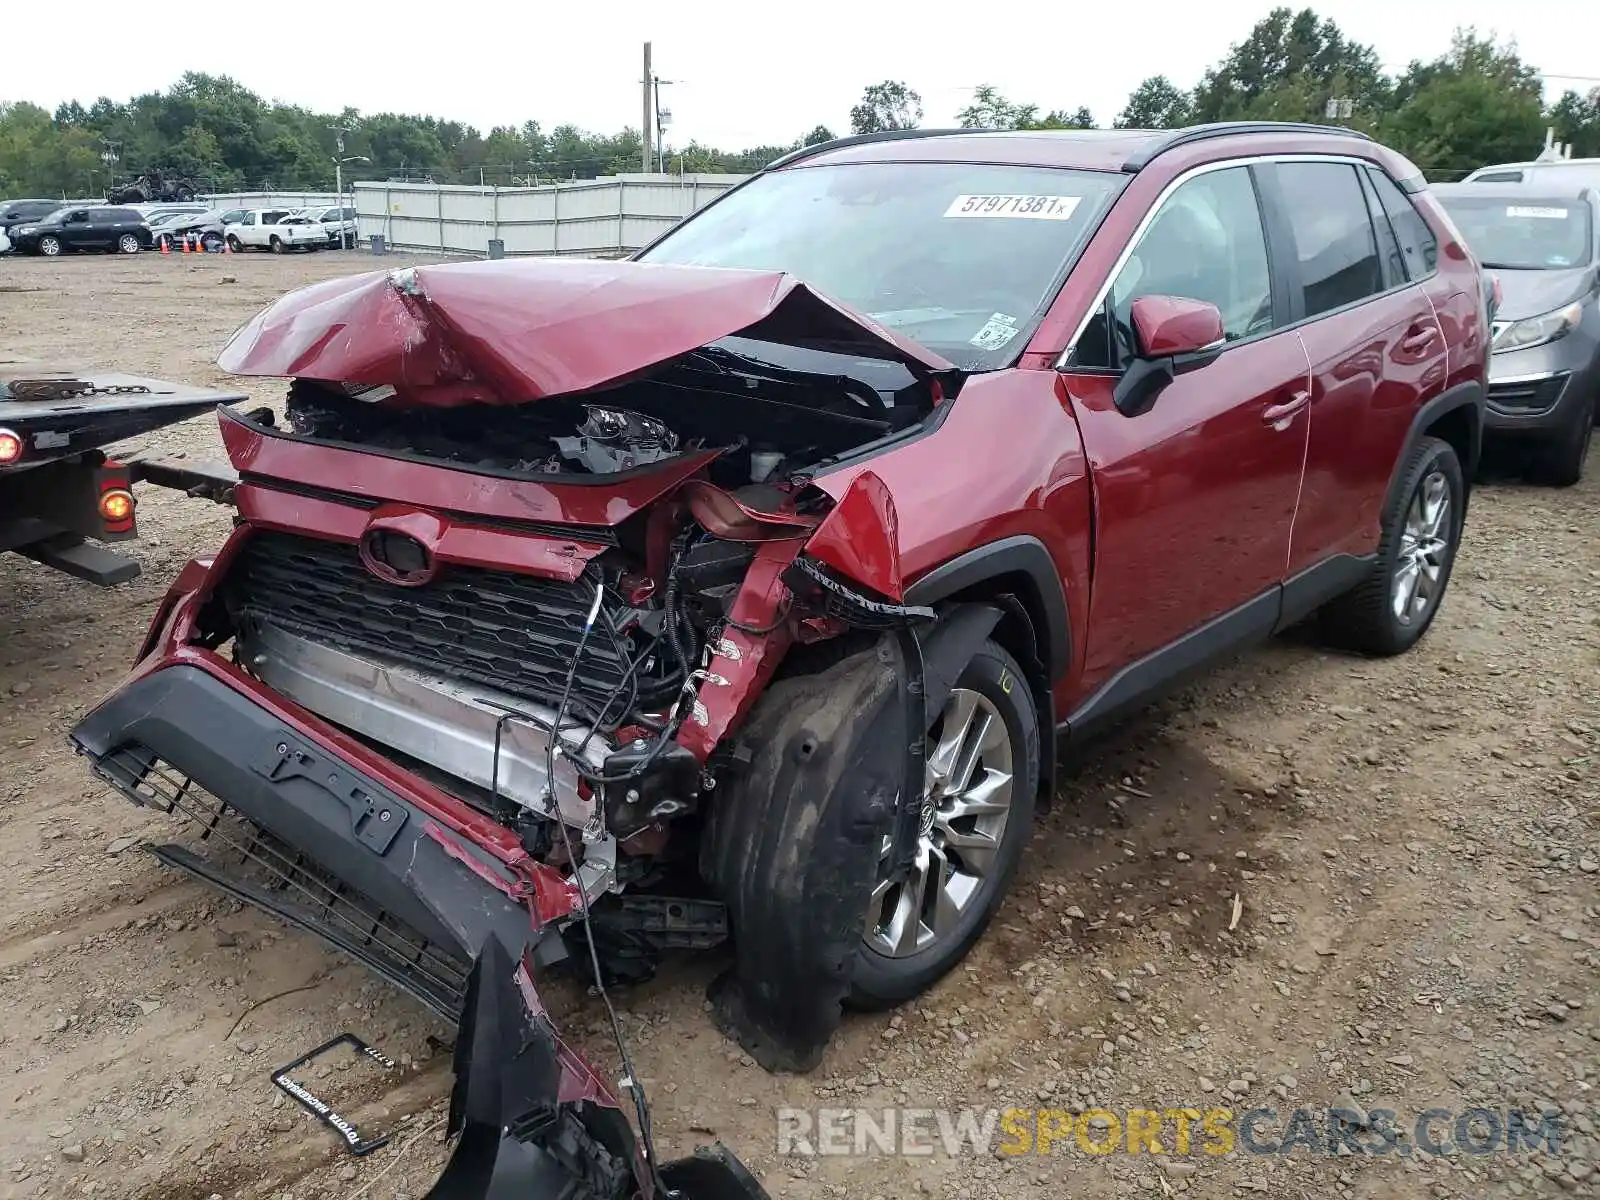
[251,732,408,854]
[271,1032,397,1156]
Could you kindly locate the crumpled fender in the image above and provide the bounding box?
[800,469,904,601]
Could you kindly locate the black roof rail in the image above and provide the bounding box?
[1122,121,1374,172]
[765,127,993,172]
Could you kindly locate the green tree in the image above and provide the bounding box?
[1380,31,1545,177]
[801,124,836,146]
[849,81,922,134]
[1115,76,1193,128]
[1191,6,1387,127]
[1547,88,1600,158]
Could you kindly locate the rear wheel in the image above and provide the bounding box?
[117,233,141,254]
[38,235,62,257]
[1526,398,1594,487]
[851,642,1039,1007]
[1319,436,1464,656]
[269,235,284,254]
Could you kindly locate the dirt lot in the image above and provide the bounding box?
[0,249,1596,1200]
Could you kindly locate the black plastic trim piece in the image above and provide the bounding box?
[1387,380,1486,511]
[1277,553,1376,632]
[1062,588,1281,742]
[903,535,1071,682]
[1121,122,1374,173]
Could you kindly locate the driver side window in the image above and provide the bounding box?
[1074,166,1274,370]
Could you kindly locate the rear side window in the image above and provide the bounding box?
[1366,168,1438,280]
[1274,162,1383,317]
[89,209,117,224]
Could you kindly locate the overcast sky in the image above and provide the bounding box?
[4,1,1597,152]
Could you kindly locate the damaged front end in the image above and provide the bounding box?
[71,258,958,1197]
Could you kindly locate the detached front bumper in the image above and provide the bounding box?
[71,662,543,1015]
[70,659,771,1200]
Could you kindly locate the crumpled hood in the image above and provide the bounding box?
[1493,266,1595,321]
[217,258,954,405]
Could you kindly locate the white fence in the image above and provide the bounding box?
[350,174,747,258]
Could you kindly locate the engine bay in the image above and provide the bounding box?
[280,337,935,485]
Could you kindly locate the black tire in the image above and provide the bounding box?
[117,233,141,254]
[200,232,223,253]
[37,235,62,257]
[269,235,284,254]
[226,234,243,253]
[849,640,1040,1008]
[1319,436,1465,656]
[1526,398,1594,487]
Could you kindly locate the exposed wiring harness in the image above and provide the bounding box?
[542,575,677,1197]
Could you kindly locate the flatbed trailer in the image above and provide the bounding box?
[0,370,245,584]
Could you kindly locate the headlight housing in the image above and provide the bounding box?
[14,225,37,235]
[1492,301,1584,354]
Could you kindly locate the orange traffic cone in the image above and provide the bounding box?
[180,235,189,254]
[159,236,171,256]
[221,237,232,255]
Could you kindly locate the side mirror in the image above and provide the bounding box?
[1113,295,1226,417]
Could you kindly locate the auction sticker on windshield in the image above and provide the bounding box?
[945,195,1082,220]
[1506,206,1569,219]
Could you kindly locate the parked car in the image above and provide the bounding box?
[224,208,323,253]
[0,228,10,255]
[157,207,246,251]
[135,202,212,224]
[72,125,1487,1186]
[1432,183,1599,484]
[1463,158,1600,191]
[9,206,153,256]
[0,198,64,235]
[297,204,358,247]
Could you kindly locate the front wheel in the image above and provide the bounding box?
[1319,436,1465,656]
[38,235,62,257]
[117,233,141,254]
[1526,398,1594,487]
[225,234,242,253]
[851,641,1039,1008]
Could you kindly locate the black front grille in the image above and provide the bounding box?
[224,531,627,718]
[1488,373,1568,414]
[93,744,469,1017]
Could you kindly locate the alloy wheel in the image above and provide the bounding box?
[1392,467,1451,626]
[39,237,60,257]
[863,687,1015,959]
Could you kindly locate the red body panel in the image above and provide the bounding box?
[1286,286,1448,572]
[1063,327,1312,691]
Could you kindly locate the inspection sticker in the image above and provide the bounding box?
[945,194,1082,220]
[1506,205,1568,219]
[970,312,1021,351]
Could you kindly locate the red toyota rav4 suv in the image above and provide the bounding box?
[72,123,1486,1194]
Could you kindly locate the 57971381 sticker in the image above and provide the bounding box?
[945,194,1082,220]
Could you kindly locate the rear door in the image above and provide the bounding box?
[1061,163,1312,694]
[87,208,120,248]
[1257,159,1448,576]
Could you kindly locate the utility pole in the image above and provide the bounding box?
[642,42,653,173]
[653,75,674,173]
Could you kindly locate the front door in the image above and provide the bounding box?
[1060,163,1312,697]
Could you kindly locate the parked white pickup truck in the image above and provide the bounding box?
[224,209,324,254]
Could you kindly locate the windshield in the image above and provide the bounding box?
[638,162,1123,370]
[1437,196,1593,269]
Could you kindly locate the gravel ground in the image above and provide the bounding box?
[0,249,1595,1200]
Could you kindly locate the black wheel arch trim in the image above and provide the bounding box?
[1386,380,1484,517]
[903,535,1071,685]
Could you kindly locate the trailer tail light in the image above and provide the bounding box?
[100,488,135,523]
[0,428,22,465]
